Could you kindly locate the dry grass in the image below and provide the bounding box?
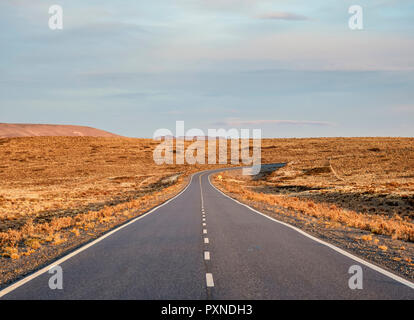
[213,137,414,242]
[0,136,219,259]
[0,137,188,226]
[214,175,414,241]
[259,137,414,190]
[0,181,185,258]
[1,136,414,262]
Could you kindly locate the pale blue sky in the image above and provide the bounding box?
[1,0,413,137]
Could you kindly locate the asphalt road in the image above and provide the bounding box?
[1,170,413,299]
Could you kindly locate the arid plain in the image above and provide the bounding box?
[0,135,413,286]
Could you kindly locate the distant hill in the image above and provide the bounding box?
[0,123,119,138]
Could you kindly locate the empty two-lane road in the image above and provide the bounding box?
[1,170,413,299]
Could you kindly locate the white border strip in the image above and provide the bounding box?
[207,173,414,290]
[0,173,196,298]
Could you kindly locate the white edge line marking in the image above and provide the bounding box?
[204,251,210,260]
[206,273,214,287]
[207,172,414,290]
[0,172,200,298]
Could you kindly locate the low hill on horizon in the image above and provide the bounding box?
[0,123,119,138]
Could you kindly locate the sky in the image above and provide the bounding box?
[1,0,414,138]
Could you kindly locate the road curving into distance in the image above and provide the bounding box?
[1,168,413,299]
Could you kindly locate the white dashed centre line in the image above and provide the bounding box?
[206,273,214,287]
[200,173,215,290]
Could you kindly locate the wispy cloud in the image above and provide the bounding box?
[257,12,309,21]
[213,119,336,127]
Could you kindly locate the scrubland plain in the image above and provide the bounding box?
[0,136,413,285]
[212,138,414,279]
[0,136,216,285]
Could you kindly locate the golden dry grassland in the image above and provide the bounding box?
[0,136,214,261]
[214,138,414,240]
[211,138,414,276]
[1,136,413,279]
